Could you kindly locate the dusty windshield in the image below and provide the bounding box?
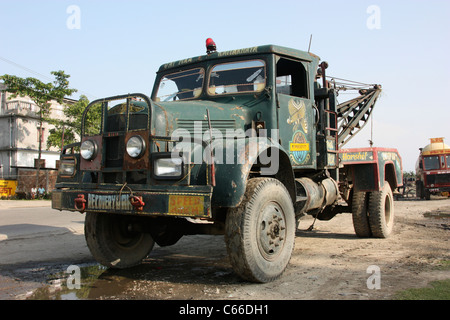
[156,68,205,102]
[208,60,266,95]
[424,156,440,170]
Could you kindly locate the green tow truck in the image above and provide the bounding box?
[53,40,403,282]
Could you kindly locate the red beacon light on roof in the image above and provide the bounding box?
[206,38,217,54]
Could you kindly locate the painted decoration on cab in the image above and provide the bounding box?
[287,98,308,133]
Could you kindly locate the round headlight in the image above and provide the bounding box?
[126,136,146,158]
[80,140,97,160]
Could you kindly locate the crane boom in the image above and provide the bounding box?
[334,83,382,147]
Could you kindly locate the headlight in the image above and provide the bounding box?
[58,159,76,177]
[154,157,183,178]
[80,140,98,160]
[126,136,146,158]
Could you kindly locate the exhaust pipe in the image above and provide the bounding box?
[295,177,339,214]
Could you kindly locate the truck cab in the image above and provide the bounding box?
[416,138,450,199]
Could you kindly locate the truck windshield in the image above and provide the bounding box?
[156,68,205,102]
[208,60,266,95]
[424,156,440,170]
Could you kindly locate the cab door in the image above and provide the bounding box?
[275,57,316,169]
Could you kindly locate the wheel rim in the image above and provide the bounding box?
[109,216,143,250]
[257,201,287,261]
[384,194,393,226]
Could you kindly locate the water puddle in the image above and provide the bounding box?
[24,236,238,300]
[423,207,450,219]
[24,257,236,300]
[422,206,450,231]
[25,264,108,300]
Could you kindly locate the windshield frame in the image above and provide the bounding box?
[154,67,205,102]
[206,59,267,97]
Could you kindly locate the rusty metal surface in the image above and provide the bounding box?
[80,135,103,171]
[123,130,150,171]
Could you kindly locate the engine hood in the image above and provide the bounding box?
[151,100,248,138]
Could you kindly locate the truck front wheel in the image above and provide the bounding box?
[85,212,155,268]
[225,178,296,283]
[368,182,394,238]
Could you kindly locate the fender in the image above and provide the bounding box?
[209,136,294,207]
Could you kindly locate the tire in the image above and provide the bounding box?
[352,191,371,237]
[225,178,296,283]
[85,212,155,268]
[416,181,423,199]
[368,182,394,238]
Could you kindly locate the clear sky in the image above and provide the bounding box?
[1,0,449,171]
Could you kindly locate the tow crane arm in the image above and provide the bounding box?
[331,78,382,148]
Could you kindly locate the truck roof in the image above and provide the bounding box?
[158,44,321,72]
[422,139,450,156]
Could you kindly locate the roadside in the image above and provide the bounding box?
[0,200,51,210]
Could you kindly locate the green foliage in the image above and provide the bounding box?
[46,95,90,149]
[403,170,416,179]
[1,71,77,117]
[83,102,103,136]
[394,279,450,300]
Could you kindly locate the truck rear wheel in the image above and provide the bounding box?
[85,212,155,268]
[352,191,372,237]
[225,178,296,283]
[368,182,394,238]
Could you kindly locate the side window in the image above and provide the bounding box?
[276,58,308,98]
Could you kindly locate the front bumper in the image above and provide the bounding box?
[427,186,450,194]
[52,186,212,218]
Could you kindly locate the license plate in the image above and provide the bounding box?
[168,195,204,216]
[87,194,133,211]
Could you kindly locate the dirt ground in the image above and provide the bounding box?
[66,197,449,301]
[9,197,449,301]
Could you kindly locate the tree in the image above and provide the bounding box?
[47,95,89,150]
[0,71,77,189]
[46,95,103,151]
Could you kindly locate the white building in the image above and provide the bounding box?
[0,83,74,182]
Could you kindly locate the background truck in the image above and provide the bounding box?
[52,40,403,283]
[415,137,450,199]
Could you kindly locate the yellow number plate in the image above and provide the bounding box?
[290,143,309,152]
[168,195,204,216]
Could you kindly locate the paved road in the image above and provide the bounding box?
[0,201,84,243]
[0,201,93,299]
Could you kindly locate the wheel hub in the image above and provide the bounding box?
[258,203,286,260]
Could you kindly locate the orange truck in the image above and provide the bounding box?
[416,137,450,199]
